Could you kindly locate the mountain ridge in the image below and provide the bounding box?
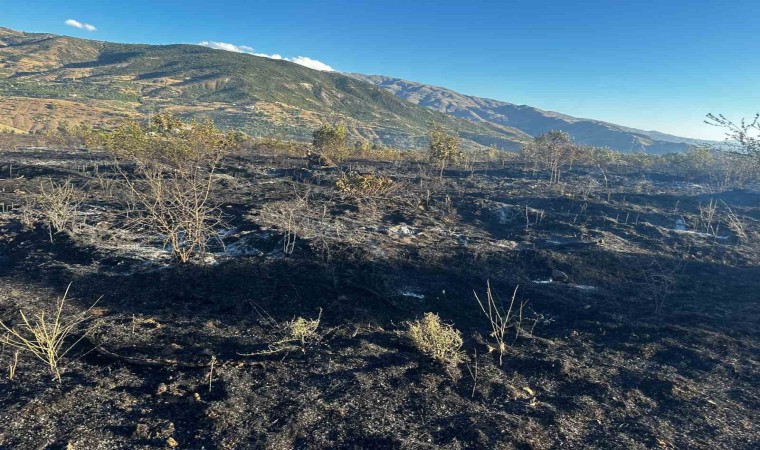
[0,27,529,149]
[348,73,717,153]
[0,27,715,153]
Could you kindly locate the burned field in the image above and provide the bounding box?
[0,146,758,449]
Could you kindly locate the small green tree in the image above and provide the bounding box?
[104,113,236,172]
[103,113,240,263]
[522,130,578,184]
[312,123,350,162]
[103,120,149,159]
[150,111,184,134]
[428,124,462,178]
[354,139,372,155]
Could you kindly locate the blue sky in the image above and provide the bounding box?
[2,0,758,140]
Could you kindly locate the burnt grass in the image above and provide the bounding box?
[0,147,758,449]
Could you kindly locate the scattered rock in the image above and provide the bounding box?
[158,422,176,438]
[161,343,182,357]
[134,423,150,438]
[551,269,569,282]
[494,240,518,250]
[388,224,415,236]
[306,150,337,168]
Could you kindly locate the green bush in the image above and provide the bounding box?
[313,123,351,162]
[406,312,464,366]
[428,124,462,177]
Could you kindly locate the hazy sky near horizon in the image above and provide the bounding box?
[2,0,758,140]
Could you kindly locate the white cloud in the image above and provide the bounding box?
[255,52,283,60]
[198,41,254,54]
[286,56,335,72]
[198,41,334,71]
[65,19,97,31]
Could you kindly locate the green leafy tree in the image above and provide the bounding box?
[428,124,462,178]
[104,113,238,171]
[312,123,350,162]
[103,120,149,158]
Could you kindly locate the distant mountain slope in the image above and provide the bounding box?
[0,27,714,153]
[0,27,530,149]
[349,74,716,153]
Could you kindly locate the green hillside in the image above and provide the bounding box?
[0,27,530,149]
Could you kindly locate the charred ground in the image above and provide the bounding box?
[0,146,758,449]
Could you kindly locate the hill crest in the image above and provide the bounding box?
[348,73,717,153]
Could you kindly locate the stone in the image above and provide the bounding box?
[551,269,569,282]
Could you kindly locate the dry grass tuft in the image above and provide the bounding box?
[25,177,82,241]
[407,312,464,366]
[720,201,749,243]
[242,309,325,356]
[288,312,322,349]
[0,284,100,381]
[474,281,523,366]
[336,171,396,197]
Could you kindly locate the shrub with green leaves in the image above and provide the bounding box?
[313,123,351,162]
[428,124,462,177]
[103,112,239,171]
[407,312,464,365]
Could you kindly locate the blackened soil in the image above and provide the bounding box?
[0,148,758,449]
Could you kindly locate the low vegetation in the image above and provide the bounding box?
[0,114,757,448]
[335,170,396,198]
[406,312,464,366]
[24,177,82,242]
[473,282,523,366]
[287,310,323,352]
[244,309,325,355]
[0,284,99,382]
[97,113,243,262]
[428,124,463,177]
